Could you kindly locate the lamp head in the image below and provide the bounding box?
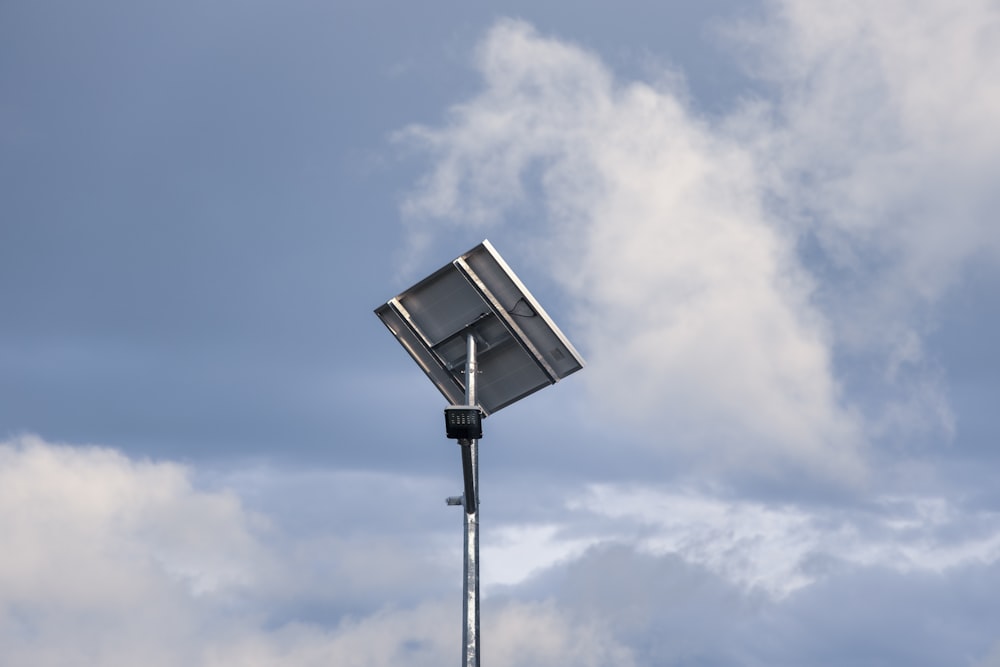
[444,406,483,441]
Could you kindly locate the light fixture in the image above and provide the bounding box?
[444,406,483,441]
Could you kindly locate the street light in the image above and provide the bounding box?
[375,239,584,667]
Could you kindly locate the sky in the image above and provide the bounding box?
[2,0,1000,664]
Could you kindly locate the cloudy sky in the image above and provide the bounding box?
[3,0,1000,664]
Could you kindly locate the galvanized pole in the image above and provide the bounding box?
[462,332,480,667]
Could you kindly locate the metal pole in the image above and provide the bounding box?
[462,332,480,667]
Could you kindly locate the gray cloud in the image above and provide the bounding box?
[499,541,1000,666]
[6,433,999,665]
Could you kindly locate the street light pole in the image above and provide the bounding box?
[461,332,480,667]
[375,240,584,667]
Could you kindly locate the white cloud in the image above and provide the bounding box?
[0,434,267,601]
[751,0,1000,331]
[399,2,1000,485]
[464,478,1000,605]
[569,483,1000,598]
[732,0,1000,433]
[487,600,635,667]
[0,435,263,665]
[482,523,594,588]
[399,18,866,486]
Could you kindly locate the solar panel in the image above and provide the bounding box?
[375,240,584,415]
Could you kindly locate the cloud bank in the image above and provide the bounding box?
[6,435,1000,665]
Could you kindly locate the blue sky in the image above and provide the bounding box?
[3,1,1000,664]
